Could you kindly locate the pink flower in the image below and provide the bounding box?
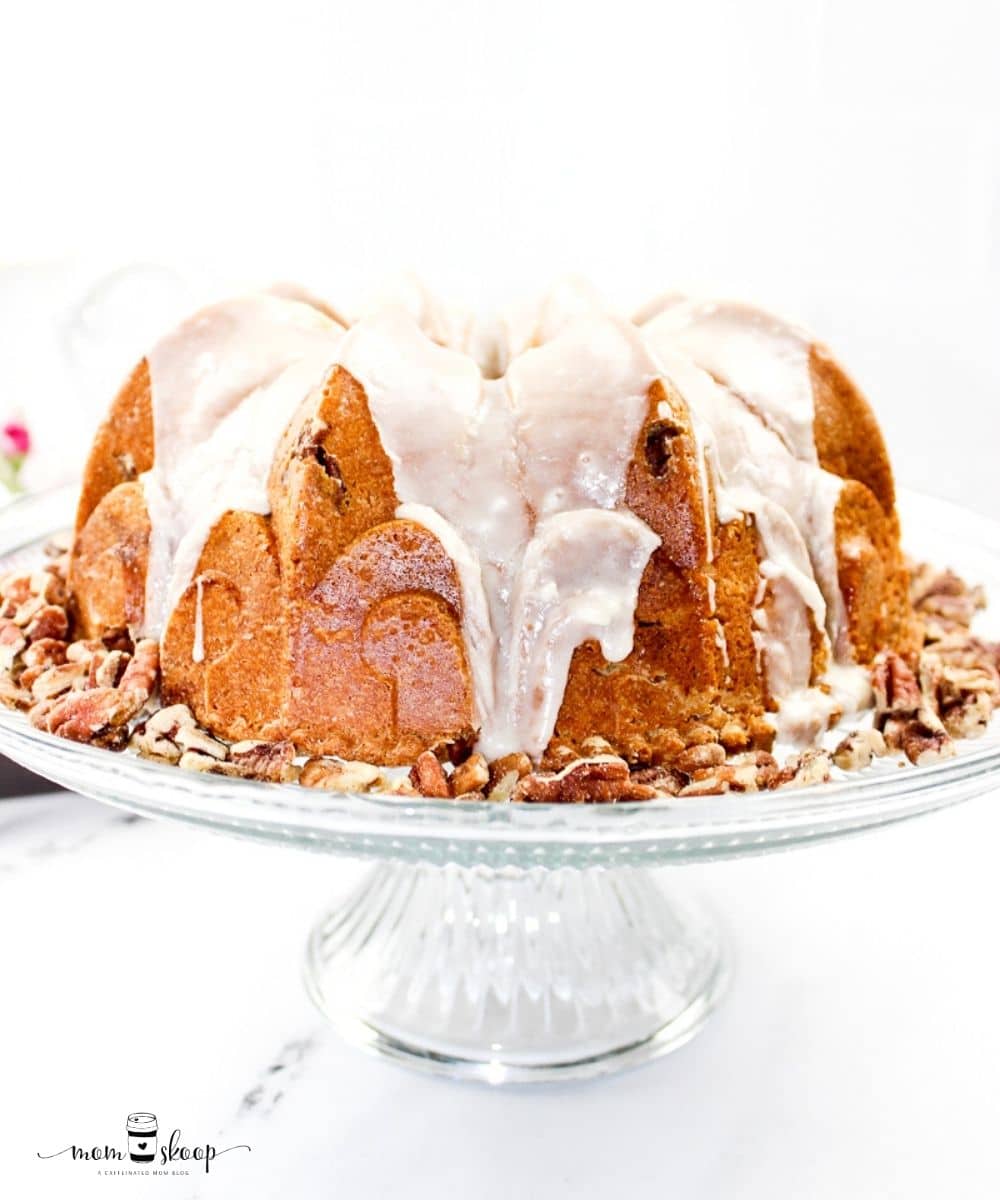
[2,422,30,459]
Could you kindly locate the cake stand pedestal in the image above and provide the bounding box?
[304,862,727,1082]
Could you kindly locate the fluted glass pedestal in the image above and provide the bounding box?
[304,864,728,1082]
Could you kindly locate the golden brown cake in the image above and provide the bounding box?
[66,283,920,770]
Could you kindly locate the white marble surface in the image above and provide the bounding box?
[2,784,1000,1199]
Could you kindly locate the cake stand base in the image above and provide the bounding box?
[304,862,729,1084]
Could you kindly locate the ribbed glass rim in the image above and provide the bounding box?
[0,484,997,866]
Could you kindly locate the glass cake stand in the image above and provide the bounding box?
[1,486,999,1083]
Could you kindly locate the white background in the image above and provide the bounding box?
[2,1,1000,1197]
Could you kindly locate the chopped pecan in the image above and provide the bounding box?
[919,651,995,740]
[0,620,27,671]
[128,704,197,762]
[24,604,69,644]
[680,751,771,796]
[409,750,450,798]
[101,628,135,654]
[30,660,89,701]
[487,752,532,791]
[27,569,64,605]
[382,775,420,797]
[173,722,227,760]
[22,638,68,670]
[300,758,382,792]
[679,773,730,797]
[18,665,46,691]
[0,572,32,607]
[66,638,106,664]
[485,769,521,803]
[117,638,158,702]
[909,563,986,632]
[13,595,45,629]
[630,765,686,796]
[225,740,298,783]
[675,742,726,774]
[731,750,781,789]
[540,743,579,770]
[451,753,489,796]
[832,728,887,771]
[921,635,1000,692]
[883,707,955,765]
[28,637,156,745]
[30,687,142,745]
[514,757,655,803]
[776,748,833,788]
[0,672,31,711]
[178,749,222,774]
[90,649,130,689]
[872,652,922,729]
[941,690,993,740]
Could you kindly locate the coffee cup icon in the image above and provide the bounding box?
[127,1112,157,1163]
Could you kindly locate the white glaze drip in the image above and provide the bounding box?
[640,311,855,736]
[192,575,205,664]
[637,296,819,462]
[337,306,662,759]
[140,295,346,636]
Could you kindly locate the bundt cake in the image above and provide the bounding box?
[66,282,921,770]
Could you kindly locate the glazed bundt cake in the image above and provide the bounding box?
[67,283,920,769]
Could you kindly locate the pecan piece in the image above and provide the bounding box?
[224,740,298,783]
[178,749,223,774]
[487,752,532,791]
[30,687,141,744]
[128,704,197,763]
[832,729,887,771]
[116,638,159,702]
[300,758,382,792]
[0,572,33,607]
[909,563,986,631]
[675,742,726,774]
[679,773,730,797]
[30,660,89,701]
[514,757,655,803]
[0,672,31,711]
[0,620,27,671]
[173,722,227,760]
[24,604,69,644]
[883,708,955,765]
[22,638,68,670]
[872,652,922,729]
[920,649,996,740]
[90,649,130,689]
[776,748,833,788]
[66,638,107,664]
[630,765,685,796]
[451,753,489,797]
[409,750,450,798]
[485,769,521,803]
